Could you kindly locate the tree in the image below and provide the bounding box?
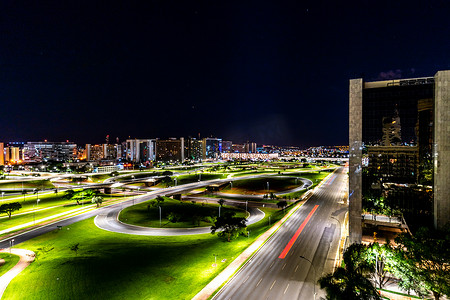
[318,243,381,300]
[211,212,247,242]
[167,212,180,223]
[277,200,288,211]
[366,243,395,290]
[393,227,450,300]
[155,196,165,206]
[0,202,22,219]
[22,190,27,202]
[70,243,80,256]
[217,199,225,207]
[91,196,103,208]
[64,189,75,200]
[161,176,172,187]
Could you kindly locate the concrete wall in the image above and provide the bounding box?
[434,70,450,229]
[349,78,363,243]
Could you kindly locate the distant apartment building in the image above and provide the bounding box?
[155,138,184,162]
[221,153,279,161]
[203,138,222,159]
[221,140,233,153]
[126,139,156,163]
[23,141,76,162]
[231,144,246,153]
[4,147,21,163]
[86,144,122,161]
[185,137,203,161]
[349,70,450,243]
[245,142,257,153]
[0,143,4,165]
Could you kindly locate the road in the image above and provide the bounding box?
[213,167,347,300]
[0,173,297,248]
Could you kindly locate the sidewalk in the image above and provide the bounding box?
[0,248,35,299]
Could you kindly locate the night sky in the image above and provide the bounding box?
[1,1,449,147]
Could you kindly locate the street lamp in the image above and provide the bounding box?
[245,200,248,213]
[218,206,221,217]
[1,192,4,201]
[159,206,162,227]
[267,181,269,192]
[299,255,316,300]
[9,239,14,256]
[174,178,177,186]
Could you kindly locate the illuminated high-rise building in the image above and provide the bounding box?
[349,70,450,243]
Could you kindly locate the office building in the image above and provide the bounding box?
[0,143,4,165]
[23,141,76,162]
[126,139,156,163]
[185,137,203,161]
[203,138,222,159]
[349,70,450,243]
[155,138,184,162]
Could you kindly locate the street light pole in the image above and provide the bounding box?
[299,255,316,300]
[245,200,248,213]
[9,239,14,256]
[159,206,162,227]
[330,216,342,267]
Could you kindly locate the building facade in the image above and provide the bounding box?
[155,138,184,162]
[203,138,222,159]
[349,71,450,243]
[126,139,156,163]
[23,141,76,162]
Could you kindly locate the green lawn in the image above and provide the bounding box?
[224,177,301,195]
[119,197,246,228]
[0,180,56,191]
[0,192,124,236]
[0,253,20,277]
[4,205,290,300]
[155,173,228,187]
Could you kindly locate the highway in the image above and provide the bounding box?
[213,167,347,300]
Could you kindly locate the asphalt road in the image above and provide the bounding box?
[213,167,348,300]
[0,173,286,248]
[94,204,264,236]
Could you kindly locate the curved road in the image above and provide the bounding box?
[94,206,264,236]
[0,172,307,248]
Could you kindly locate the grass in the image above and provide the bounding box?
[0,253,20,277]
[4,206,288,300]
[223,177,301,195]
[89,174,112,183]
[119,197,246,228]
[0,192,123,236]
[0,180,55,191]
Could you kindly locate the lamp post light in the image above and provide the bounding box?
[230,181,232,189]
[1,192,4,201]
[267,181,269,192]
[269,216,271,226]
[219,206,221,217]
[213,253,218,268]
[299,255,316,300]
[9,239,14,256]
[174,178,177,186]
[159,206,162,227]
[245,200,248,213]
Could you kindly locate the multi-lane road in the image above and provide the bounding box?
[213,167,347,300]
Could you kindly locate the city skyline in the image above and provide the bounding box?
[1,2,449,147]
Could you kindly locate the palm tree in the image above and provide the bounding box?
[318,244,381,300]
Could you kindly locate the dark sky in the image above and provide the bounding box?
[1,1,449,147]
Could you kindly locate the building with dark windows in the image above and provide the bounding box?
[155,138,185,162]
[185,137,203,161]
[202,137,222,159]
[126,139,156,163]
[349,70,450,243]
[23,141,76,162]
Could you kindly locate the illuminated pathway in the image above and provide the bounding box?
[0,248,35,299]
